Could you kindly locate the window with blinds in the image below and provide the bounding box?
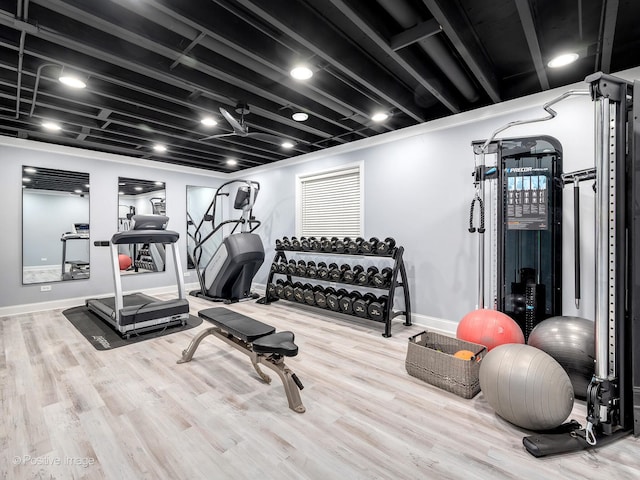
[297,165,362,237]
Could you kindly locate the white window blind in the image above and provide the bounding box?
[298,166,362,237]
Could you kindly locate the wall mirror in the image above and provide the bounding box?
[186,185,223,270]
[117,177,166,274]
[22,165,90,284]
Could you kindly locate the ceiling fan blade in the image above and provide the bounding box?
[199,132,237,141]
[219,107,248,136]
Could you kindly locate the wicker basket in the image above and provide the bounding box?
[405,330,486,399]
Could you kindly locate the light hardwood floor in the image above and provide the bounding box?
[1,295,639,480]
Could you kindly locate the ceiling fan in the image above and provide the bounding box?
[200,103,293,146]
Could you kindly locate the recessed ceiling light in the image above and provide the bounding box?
[58,75,86,89]
[74,189,82,194]
[118,191,124,195]
[226,159,238,166]
[547,53,579,68]
[201,117,217,127]
[371,112,389,122]
[24,167,37,173]
[282,141,294,149]
[134,186,143,191]
[154,181,164,186]
[290,66,313,80]
[42,121,61,131]
[292,112,309,122]
[84,184,90,188]
[22,177,31,182]
[153,144,167,153]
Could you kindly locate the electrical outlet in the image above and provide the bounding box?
[41,257,47,261]
[183,271,191,277]
[40,285,52,292]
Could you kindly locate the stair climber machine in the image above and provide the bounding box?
[188,180,264,303]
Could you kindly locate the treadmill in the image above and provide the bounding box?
[86,215,190,338]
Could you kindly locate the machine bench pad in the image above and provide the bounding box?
[253,332,298,357]
[199,307,275,342]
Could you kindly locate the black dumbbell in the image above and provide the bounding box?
[303,284,316,305]
[357,266,379,285]
[331,237,344,253]
[372,267,392,287]
[293,282,306,303]
[275,238,284,250]
[346,237,363,254]
[301,237,312,251]
[281,237,292,250]
[275,279,286,298]
[325,288,344,311]
[317,262,330,280]
[376,237,396,255]
[277,259,288,274]
[296,260,307,276]
[270,261,279,273]
[327,263,341,281]
[368,295,388,321]
[343,265,363,283]
[291,237,302,250]
[360,237,379,255]
[353,293,376,318]
[311,237,322,251]
[339,291,361,314]
[320,237,333,252]
[305,261,317,278]
[283,281,295,301]
[314,286,328,308]
[266,282,277,299]
[287,259,297,275]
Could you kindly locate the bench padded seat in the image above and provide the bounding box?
[253,332,298,357]
[199,307,275,342]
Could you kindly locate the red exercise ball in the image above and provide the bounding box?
[456,309,524,351]
[118,254,132,270]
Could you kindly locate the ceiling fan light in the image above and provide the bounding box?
[371,112,389,122]
[153,144,167,153]
[282,141,294,149]
[292,112,309,122]
[290,66,313,80]
[42,121,61,131]
[226,159,238,166]
[547,53,579,68]
[58,75,86,89]
[201,117,217,127]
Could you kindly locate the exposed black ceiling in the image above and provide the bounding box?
[22,164,89,193]
[1,0,639,173]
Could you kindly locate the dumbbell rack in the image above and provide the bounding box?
[261,243,411,337]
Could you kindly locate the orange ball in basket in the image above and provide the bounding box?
[454,350,475,361]
[456,309,524,351]
[118,254,132,271]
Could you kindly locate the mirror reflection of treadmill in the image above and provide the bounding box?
[60,223,90,280]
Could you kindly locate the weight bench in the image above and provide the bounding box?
[177,307,305,413]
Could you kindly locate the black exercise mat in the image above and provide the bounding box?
[62,305,202,350]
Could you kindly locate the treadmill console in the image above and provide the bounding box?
[131,215,169,230]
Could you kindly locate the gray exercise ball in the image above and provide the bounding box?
[479,344,574,431]
[527,316,595,398]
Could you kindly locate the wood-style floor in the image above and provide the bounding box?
[1,295,639,480]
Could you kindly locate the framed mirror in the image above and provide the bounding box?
[117,177,166,274]
[186,185,223,270]
[22,166,90,284]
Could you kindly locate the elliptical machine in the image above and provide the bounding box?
[188,180,264,303]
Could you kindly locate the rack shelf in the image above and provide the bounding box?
[260,242,411,337]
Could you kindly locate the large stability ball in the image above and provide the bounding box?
[456,309,524,351]
[527,316,595,398]
[479,344,574,431]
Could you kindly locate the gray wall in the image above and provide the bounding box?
[246,88,599,325]
[0,142,224,310]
